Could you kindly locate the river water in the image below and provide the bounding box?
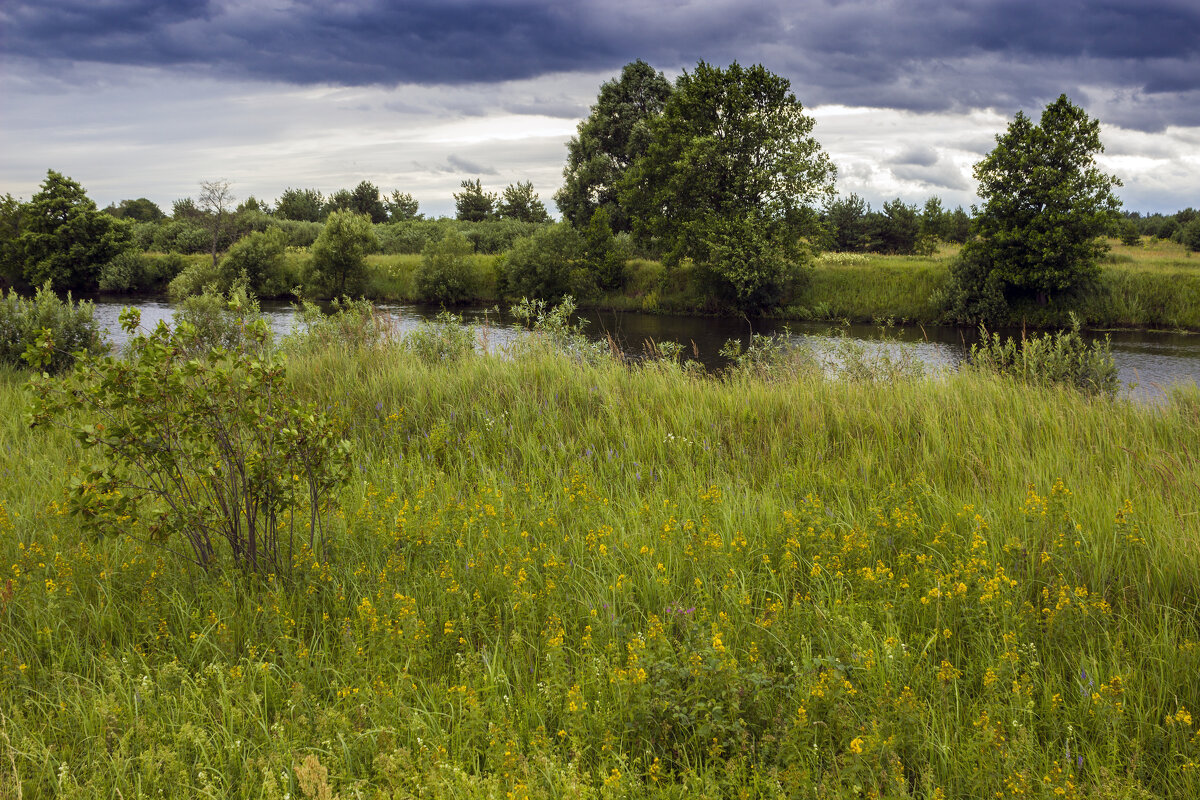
[90,298,1200,403]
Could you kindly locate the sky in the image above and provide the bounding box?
[2,0,1198,218]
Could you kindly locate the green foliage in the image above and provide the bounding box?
[218,225,288,295]
[274,187,326,222]
[0,283,105,373]
[402,311,477,364]
[556,59,673,231]
[582,207,626,290]
[824,194,872,252]
[309,210,377,297]
[1118,219,1142,247]
[349,180,388,224]
[1180,217,1200,253]
[969,315,1119,396]
[173,284,267,354]
[952,95,1122,319]
[102,197,166,222]
[498,223,589,301]
[197,179,235,269]
[454,179,497,222]
[0,193,24,286]
[385,190,422,222]
[148,218,210,254]
[27,308,353,572]
[695,213,812,311]
[496,181,551,223]
[874,198,930,255]
[416,231,480,304]
[167,257,224,301]
[620,61,834,312]
[18,170,134,291]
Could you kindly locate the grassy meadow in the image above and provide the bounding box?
[2,323,1200,798]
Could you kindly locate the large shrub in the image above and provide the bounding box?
[28,309,353,572]
[969,315,1119,397]
[415,231,479,304]
[218,226,288,295]
[498,223,589,301]
[0,284,105,373]
[308,210,377,297]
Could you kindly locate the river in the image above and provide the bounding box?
[90,298,1200,403]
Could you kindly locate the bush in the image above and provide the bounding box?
[150,219,210,254]
[0,284,106,373]
[498,223,590,301]
[273,218,324,249]
[173,284,267,355]
[969,315,1119,397]
[1180,218,1200,253]
[288,297,395,353]
[167,257,224,301]
[218,226,288,295]
[402,311,477,364]
[415,231,479,304]
[308,211,377,297]
[27,308,353,573]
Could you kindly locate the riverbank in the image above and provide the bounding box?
[132,238,1200,333]
[3,335,1199,797]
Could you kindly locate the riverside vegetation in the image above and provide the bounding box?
[1,297,1199,798]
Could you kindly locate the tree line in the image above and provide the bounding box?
[3,58,1199,320]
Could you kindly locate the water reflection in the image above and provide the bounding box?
[90,298,1200,403]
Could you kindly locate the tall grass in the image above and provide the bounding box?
[2,332,1199,797]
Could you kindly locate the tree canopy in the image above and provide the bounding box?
[497,182,551,224]
[619,61,835,310]
[555,60,673,232]
[18,170,133,291]
[454,179,497,222]
[958,94,1122,310]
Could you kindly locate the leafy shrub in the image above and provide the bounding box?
[403,311,477,364]
[28,308,353,572]
[167,257,224,300]
[100,251,189,294]
[375,219,451,255]
[308,210,377,298]
[0,284,105,373]
[969,315,1119,396]
[273,218,324,249]
[218,226,288,295]
[498,223,591,301]
[1180,218,1200,253]
[150,219,210,254]
[718,329,814,380]
[289,297,395,352]
[173,285,267,355]
[415,231,479,304]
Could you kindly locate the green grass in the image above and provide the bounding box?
[3,331,1200,797]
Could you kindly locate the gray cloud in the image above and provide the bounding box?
[891,146,939,168]
[4,0,1199,130]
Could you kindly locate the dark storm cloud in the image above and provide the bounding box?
[4,0,1199,130]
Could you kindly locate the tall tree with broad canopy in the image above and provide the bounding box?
[957,94,1122,311]
[555,60,672,232]
[619,61,835,311]
[18,170,133,291]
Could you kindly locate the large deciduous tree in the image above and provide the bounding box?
[619,61,835,311]
[950,94,1122,318]
[18,170,133,291]
[555,60,672,232]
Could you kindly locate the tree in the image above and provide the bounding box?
[219,226,288,294]
[956,95,1122,311]
[0,194,24,286]
[103,198,166,222]
[415,231,478,304]
[582,207,625,290]
[349,180,388,224]
[454,179,497,222]
[275,188,326,222]
[385,191,422,222]
[555,60,673,231]
[323,189,354,217]
[309,210,376,296]
[873,198,924,255]
[824,194,871,252]
[18,170,133,291]
[499,223,586,301]
[198,179,234,269]
[497,181,551,223]
[619,61,835,311]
